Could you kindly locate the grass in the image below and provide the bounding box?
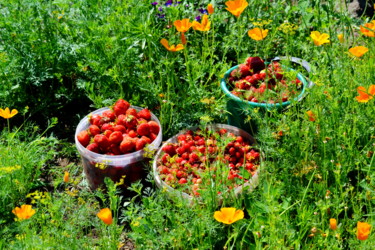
[0,0,374,249]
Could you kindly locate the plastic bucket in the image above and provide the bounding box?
[75,106,162,190]
[220,57,312,135]
[153,124,261,205]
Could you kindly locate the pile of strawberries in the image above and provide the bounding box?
[228,56,303,103]
[156,128,260,196]
[77,99,160,155]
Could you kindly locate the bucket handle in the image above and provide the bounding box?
[271,56,314,89]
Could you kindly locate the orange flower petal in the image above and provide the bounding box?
[329,218,337,230]
[357,221,371,240]
[349,46,369,57]
[214,207,244,224]
[207,4,214,14]
[97,208,113,225]
[225,0,248,18]
[12,204,36,221]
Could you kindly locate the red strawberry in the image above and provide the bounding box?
[113,124,126,134]
[113,99,130,116]
[246,56,265,73]
[137,123,150,136]
[127,130,137,138]
[110,144,122,155]
[77,130,90,147]
[103,129,113,138]
[126,108,138,117]
[89,125,101,136]
[137,108,151,120]
[94,134,110,152]
[140,136,152,145]
[135,138,148,151]
[101,123,114,132]
[238,63,251,77]
[89,114,103,126]
[178,178,188,184]
[125,115,137,129]
[86,143,100,153]
[120,138,135,153]
[102,110,116,121]
[149,132,157,142]
[230,68,241,80]
[162,144,176,156]
[148,121,160,134]
[109,131,123,145]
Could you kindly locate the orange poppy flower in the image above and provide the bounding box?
[160,39,184,52]
[310,31,330,46]
[306,110,316,121]
[12,204,36,221]
[97,208,113,225]
[360,20,375,37]
[248,27,269,41]
[349,46,369,57]
[192,15,211,32]
[337,34,344,43]
[355,85,375,103]
[173,19,193,33]
[0,107,18,119]
[225,0,248,18]
[214,207,244,224]
[330,218,337,230]
[357,221,371,240]
[63,171,70,183]
[207,3,214,14]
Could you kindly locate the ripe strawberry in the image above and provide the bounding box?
[109,144,122,155]
[178,178,188,184]
[125,115,138,129]
[89,114,103,126]
[101,123,114,132]
[137,108,151,120]
[89,125,101,136]
[140,136,152,145]
[135,138,148,151]
[113,124,126,134]
[109,131,123,145]
[113,99,130,116]
[238,63,251,77]
[86,143,100,153]
[94,134,110,152]
[230,68,241,80]
[137,123,150,136]
[245,75,259,86]
[120,138,135,153]
[127,130,137,138]
[148,121,160,134]
[246,56,265,73]
[102,110,116,121]
[77,130,90,147]
[126,108,138,117]
[162,144,176,156]
[103,129,113,138]
[149,132,158,142]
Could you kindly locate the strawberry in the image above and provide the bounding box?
[119,138,135,153]
[135,138,148,151]
[109,131,123,145]
[246,56,265,73]
[127,130,137,138]
[77,130,90,147]
[89,114,103,126]
[149,132,158,142]
[113,124,126,134]
[238,63,251,77]
[178,178,188,184]
[126,108,138,117]
[113,99,130,116]
[162,144,176,156]
[137,123,150,136]
[94,134,110,152]
[89,125,101,136]
[141,136,152,144]
[102,110,116,121]
[103,129,113,138]
[109,144,122,155]
[148,121,160,134]
[101,123,114,132]
[86,143,100,153]
[137,108,152,120]
[125,115,138,129]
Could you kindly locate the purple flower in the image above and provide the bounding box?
[151,2,158,6]
[156,13,165,19]
[195,15,201,21]
[198,8,208,14]
[158,6,163,11]
[165,0,173,6]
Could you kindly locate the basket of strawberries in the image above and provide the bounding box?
[153,124,261,204]
[220,56,309,134]
[75,99,162,190]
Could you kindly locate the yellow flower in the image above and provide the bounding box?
[12,204,36,221]
[160,39,184,52]
[192,15,211,32]
[310,31,330,46]
[248,27,269,41]
[97,208,113,225]
[355,85,375,103]
[225,0,248,18]
[349,46,369,57]
[357,221,371,240]
[0,107,18,119]
[329,218,337,230]
[337,33,344,43]
[173,19,193,33]
[63,171,70,183]
[207,3,214,14]
[214,207,244,224]
[306,110,316,121]
[360,20,375,37]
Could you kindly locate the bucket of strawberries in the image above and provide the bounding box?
[153,124,261,204]
[75,99,162,191]
[220,56,310,134]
